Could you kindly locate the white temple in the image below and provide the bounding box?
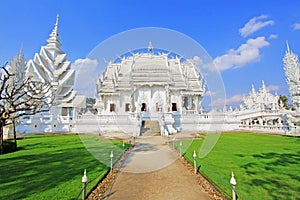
[14,16,300,135]
[92,43,206,134]
[242,81,280,111]
[238,81,288,130]
[95,48,206,116]
[17,15,86,133]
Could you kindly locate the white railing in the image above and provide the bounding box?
[76,113,132,121]
[182,110,197,115]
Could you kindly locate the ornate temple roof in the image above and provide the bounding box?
[242,81,279,110]
[97,47,206,96]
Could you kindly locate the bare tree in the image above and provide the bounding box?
[6,50,27,148]
[0,64,53,153]
[0,63,11,154]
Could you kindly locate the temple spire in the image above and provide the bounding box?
[47,14,61,47]
[286,40,290,54]
[19,44,24,59]
[251,84,256,94]
[148,41,153,53]
[261,80,267,93]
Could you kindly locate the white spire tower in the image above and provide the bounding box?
[283,41,300,112]
[25,15,81,118]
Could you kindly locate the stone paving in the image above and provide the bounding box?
[101,136,211,200]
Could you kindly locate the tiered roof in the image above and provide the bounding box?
[97,49,206,96]
[26,15,76,106]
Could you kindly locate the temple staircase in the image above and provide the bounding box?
[140,120,161,136]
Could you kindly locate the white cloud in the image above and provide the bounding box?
[220,94,244,105]
[239,15,274,37]
[72,58,99,97]
[267,85,279,92]
[204,90,217,97]
[209,94,244,108]
[213,36,270,71]
[269,34,278,39]
[292,22,300,30]
[226,94,244,104]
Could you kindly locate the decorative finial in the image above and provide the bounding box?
[262,80,266,89]
[53,14,59,35]
[251,84,255,94]
[260,80,268,94]
[56,14,60,26]
[47,14,61,47]
[148,41,153,53]
[286,40,290,54]
[19,43,24,55]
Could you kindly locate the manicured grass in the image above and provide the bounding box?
[176,133,300,200]
[0,134,128,200]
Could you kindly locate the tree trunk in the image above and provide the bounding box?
[0,123,3,154]
[12,118,17,150]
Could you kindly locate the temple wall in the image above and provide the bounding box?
[16,111,300,135]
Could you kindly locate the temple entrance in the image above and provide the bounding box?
[141,103,147,112]
[172,103,177,111]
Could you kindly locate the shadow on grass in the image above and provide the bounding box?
[0,146,108,199]
[0,134,127,200]
[240,151,300,199]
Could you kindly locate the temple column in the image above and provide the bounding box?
[165,85,170,112]
[188,96,192,110]
[258,117,263,126]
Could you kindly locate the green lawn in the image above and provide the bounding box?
[0,134,128,200]
[176,133,300,200]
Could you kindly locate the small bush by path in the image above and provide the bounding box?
[176,132,300,200]
[0,134,128,200]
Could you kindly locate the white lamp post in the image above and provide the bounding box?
[122,142,125,155]
[110,150,114,172]
[193,150,197,174]
[179,141,182,157]
[81,169,87,200]
[230,171,237,200]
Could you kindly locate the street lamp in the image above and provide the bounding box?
[230,171,237,200]
[110,150,114,172]
[179,141,182,157]
[193,150,197,174]
[122,142,125,155]
[81,169,87,200]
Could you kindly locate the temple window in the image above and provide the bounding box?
[183,97,188,109]
[172,103,177,111]
[125,103,130,112]
[62,107,68,116]
[110,104,116,112]
[141,103,147,112]
[68,108,73,117]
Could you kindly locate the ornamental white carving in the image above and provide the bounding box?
[283,41,300,112]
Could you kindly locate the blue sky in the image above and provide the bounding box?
[1,0,300,107]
